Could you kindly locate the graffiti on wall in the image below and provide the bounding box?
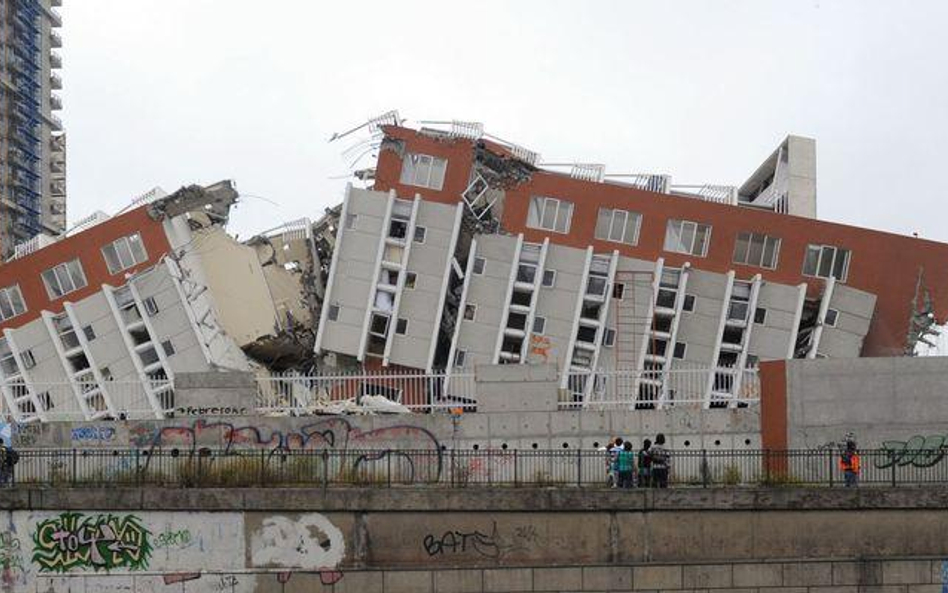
[250,514,345,572]
[0,532,24,586]
[422,521,546,560]
[70,426,117,444]
[875,434,948,468]
[32,513,152,573]
[154,528,192,550]
[129,417,443,482]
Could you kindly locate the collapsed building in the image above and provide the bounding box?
[2,114,948,421]
[314,116,948,408]
[0,181,322,421]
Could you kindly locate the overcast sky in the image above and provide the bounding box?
[60,1,948,241]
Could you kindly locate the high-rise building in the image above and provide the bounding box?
[0,0,66,259]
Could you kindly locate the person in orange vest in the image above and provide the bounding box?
[839,439,860,487]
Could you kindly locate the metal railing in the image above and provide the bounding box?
[4,448,946,489]
[562,364,760,410]
[256,370,477,414]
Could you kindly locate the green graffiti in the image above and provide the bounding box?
[875,434,948,469]
[31,513,152,573]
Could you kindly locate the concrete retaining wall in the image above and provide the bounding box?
[1,488,948,592]
[12,407,760,453]
[776,356,948,448]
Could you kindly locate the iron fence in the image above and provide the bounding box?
[4,447,947,489]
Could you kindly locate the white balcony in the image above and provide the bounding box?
[49,52,62,69]
[50,73,62,90]
[50,93,62,110]
[50,31,62,48]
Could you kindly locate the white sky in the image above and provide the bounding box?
[60,1,948,241]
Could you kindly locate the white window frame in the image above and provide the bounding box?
[602,328,617,347]
[803,244,851,282]
[595,207,642,245]
[327,304,340,321]
[733,232,781,269]
[454,349,467,367]
[663,219,712,257]
[682,294,696,313]
[0,284,27,322]
[413,226,427,244]
[824,308,839,327]
[754,307,767,325]
[527,196,574,234]
[102,233,148,275]
[395,318,409,335]
[41,258,88,300]
[463,303,477,322]
[541,269,556,288]
[532,316,546,335]
[400,153,447,190]
[472,257,486,276]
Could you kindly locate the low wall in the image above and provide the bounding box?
[1,488,948,592]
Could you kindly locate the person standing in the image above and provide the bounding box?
[637,439,652,488]
[0,439,9,486]
[650,433,670,488]
[609,437,624,488]
[839,439,860,487]
[616,441,635,488]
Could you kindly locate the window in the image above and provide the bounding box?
[405,272,417,290]
[42,259,87,299]
[21,349,36,369]
[413,226,427,244]
[682,294,696,313]
[824,308,839,327]
[595,208,642,245]
[472,257,486,275]
[102,233,148,274]
[754,307,767,324]
[746,354,760,368]
[526,196,573,234]
[673,342,687,359]
[400,153,447,190]
[143,297,159,317]
[532,316,546,335]
[663,219,712,257]
[162,340,176,356]
[53,314,80,351]
[454,349,467,367]
[542,269,556,288]
[345,213,357,229]
[612,283,625,300]
[327,304,340,321]
[369,313,390,336]
[395,318,408,335]
[733,232,781,269]
[82,325,96,342]
[463,304,477,321]
[803,244,851,282]
[602,328,616,347]
[0,285,26,321]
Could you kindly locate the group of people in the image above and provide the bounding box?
[605,433,670,488]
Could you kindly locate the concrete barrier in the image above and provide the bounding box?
[1,487,948,592]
